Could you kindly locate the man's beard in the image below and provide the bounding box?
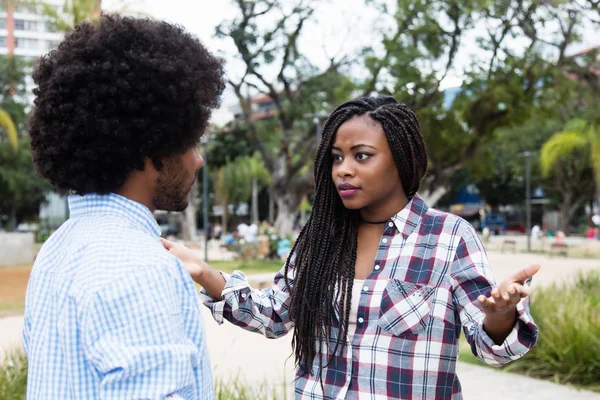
[153,159,194,212]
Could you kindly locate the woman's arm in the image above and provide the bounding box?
[162,238,294,339]
[450,223,539,366]
[161,239,226,298]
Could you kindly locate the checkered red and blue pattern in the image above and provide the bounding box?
[202,194,538,399]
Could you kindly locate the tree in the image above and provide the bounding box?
[470,119,561,209]
[217,0,355,235]
[540,119,599,233]
[0,139,52,230]
[0,55,27,152]
[239,153,271,225]
[0,109,18,152]
[38,0,137,31]
[38,0,102,30]
[364,0,598,206]
[206,124,258,170]
[212,152,270,231]
[0,54,41,230]
[214,160,251,232]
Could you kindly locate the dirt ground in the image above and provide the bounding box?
[0,266,31,315]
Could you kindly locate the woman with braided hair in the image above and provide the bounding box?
[163,95,540,399]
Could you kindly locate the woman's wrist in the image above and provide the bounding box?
[483,308,517,345]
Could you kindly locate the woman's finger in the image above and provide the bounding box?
[160,238,174,250]
[506,284,521,305]
[478,295,495,312]
[511,264,541,284]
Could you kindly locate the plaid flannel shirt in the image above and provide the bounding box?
[201,194,537,399]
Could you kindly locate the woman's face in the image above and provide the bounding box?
[331,115,406,214]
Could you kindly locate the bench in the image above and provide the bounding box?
[549,242,568,257]
[501,240,517,253]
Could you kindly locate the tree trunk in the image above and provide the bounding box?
[182,179,198,241]
[251,177,259,225]
[418,186,448,208]
[270,164,312,236]
[274,196,297,237]
[9,202,17,232]
[559,193,573,235]
[268,192,274,224]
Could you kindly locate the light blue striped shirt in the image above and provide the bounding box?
[23,193,213,399]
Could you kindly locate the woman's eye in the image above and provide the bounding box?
[356,153,371,161]
[332,154,342,162]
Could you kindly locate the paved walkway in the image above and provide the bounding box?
[2,250,599,399]
[2,310,599,399]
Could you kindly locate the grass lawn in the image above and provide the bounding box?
[0,259,283,316]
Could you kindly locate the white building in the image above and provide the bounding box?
[0,1,64,61]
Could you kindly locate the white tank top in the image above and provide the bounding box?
[347,279,364,340]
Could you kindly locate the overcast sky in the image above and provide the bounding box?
[103,0,599,125]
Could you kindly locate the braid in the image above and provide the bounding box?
[284,95,428,379]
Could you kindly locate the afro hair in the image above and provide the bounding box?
[29,14,225,194]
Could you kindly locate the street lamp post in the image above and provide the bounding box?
[520,151,536,252]
[201,136,209,262]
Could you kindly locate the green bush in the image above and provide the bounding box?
[0,350,27,400]
[504,270,600,391]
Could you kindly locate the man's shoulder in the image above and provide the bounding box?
[63,219,179,295]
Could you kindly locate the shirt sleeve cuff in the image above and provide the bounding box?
[477,295,538,364]
[199,270,250,325]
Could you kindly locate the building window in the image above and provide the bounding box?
[23,20,38,31]
[15,37,39,50]
[14,19,25,31]
[12,19,37,31]
[0,19,5,30]
[44,21,56,33]
[0,36,5,48]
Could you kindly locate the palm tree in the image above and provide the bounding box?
[541,119,600,193]
[215,162,251,233]
[0,108,18,151]
[241,153,271,225]
[39,0,103,31]
[540,118,600,233]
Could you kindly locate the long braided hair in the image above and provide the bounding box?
[284,96,429,376]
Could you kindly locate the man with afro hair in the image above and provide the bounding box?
[23,14,225,399]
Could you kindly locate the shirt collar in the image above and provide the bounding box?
[390,193,429,238]
[68,193,161,238]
